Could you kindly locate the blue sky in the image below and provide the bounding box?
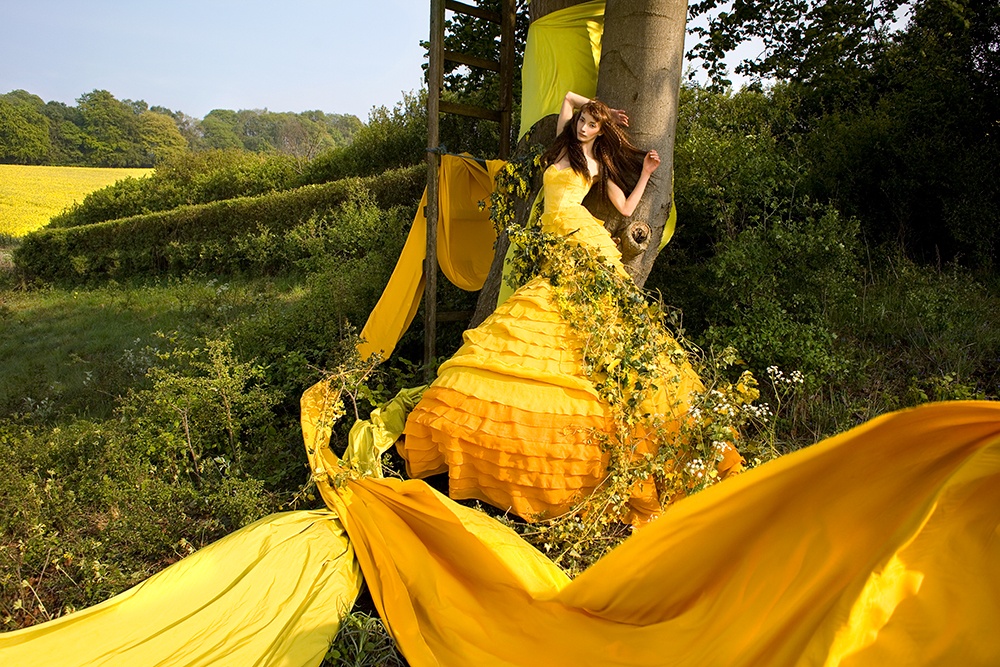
[0,1,792,123]
[1,0,429,121]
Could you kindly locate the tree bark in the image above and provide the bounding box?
[591,0,688,288]
[471,0,686,325]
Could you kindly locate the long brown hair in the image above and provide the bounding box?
[541,98,647,198]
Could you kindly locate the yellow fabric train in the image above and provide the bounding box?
[3,395,999,666]
[357,155,505,361]
[309,397,1000,667]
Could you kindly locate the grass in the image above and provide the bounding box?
[324,610,407,667]
[0,164,152,238]
[0,276,307,419]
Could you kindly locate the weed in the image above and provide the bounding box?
[323,611,407,667]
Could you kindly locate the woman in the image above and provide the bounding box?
[398,92,742,524]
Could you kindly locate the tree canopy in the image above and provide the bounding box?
[688,0,909,88]
[0,89,363,168]
[0,98,51,164]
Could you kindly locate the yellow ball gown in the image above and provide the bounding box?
[399,164,743,522]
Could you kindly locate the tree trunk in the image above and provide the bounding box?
[471,0,686,325]
[591,0,688,288]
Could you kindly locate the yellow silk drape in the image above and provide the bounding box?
[357,156,504,361]
[519,0,605,139]
[305,391,1000,667]
[0,511,362,667]
[5,390,998,666]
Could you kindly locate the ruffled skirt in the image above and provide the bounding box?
[399,275,740,522]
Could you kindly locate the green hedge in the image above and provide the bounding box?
[15,166,424,283]
[48,150,302,229]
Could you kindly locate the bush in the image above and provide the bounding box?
[671,86,801,250]
[700,203,862,385]
[652,203,858,448]
[14,166,424,284]
[0,414,278,629]
[232,253,405,410]
[49,150,300,228]
[120,337,283,479]
[231,193,411,276]
[302,92,427,184]
[849,257,1000,404]
[0,324,325,629]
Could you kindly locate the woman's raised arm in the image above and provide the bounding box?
[556,92,629,137]
[606,150,661,217]
[556,91,590,136]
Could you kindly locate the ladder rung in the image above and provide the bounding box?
[439,100,502,122]
[445,0,501,24]
[444,50,500,73]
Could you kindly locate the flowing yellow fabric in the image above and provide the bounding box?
[3,372,998,667]
[344,385,427,478]
[661,194,677,248]
[308,399,1000,667]
[437,159,506,290]
[519,0,605,139]
[357,156,504,361]
[0,510,362,667]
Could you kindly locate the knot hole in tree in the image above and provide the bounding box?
[620,221,650,262]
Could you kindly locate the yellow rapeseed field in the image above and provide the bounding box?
[0,164,152,238]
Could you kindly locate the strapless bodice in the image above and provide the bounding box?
[539,165,626,273]
[542,165,593,214]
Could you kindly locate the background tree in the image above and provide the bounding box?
[0,98,51,164]
[42,100,87,164]
[0,89,47,111]
[273,111,363,169]
[136,110,188,164]
[0,90,363,168]
[809,0,1000,267]
[687,0,909,93]
[236,109,278,153]
[199,107,362,157]
[201,109,244,150]
[686,0,999,268]
[301,92,427,183]
[151,105,206,148]
[77,89,144,167]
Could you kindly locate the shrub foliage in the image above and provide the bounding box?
[14,166,423,283]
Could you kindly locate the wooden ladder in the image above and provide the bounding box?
[423,0,516,378]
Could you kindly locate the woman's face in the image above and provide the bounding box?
[576,110,602,145]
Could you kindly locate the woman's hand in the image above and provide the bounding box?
[643,150,661,174]
[610,108,629,126]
